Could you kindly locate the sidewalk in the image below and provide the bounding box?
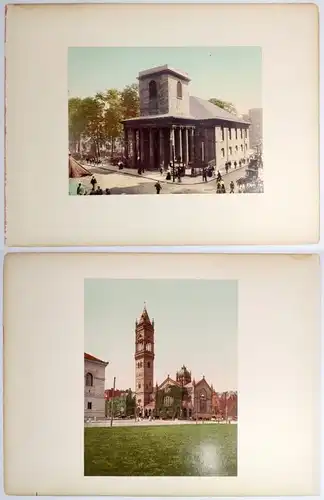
[86,161,246,186]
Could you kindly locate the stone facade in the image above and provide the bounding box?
[123,64,250,171]
[134,306,155,407]
[134,306,237,420]
[84,353,108,419]
[248,108,262,148]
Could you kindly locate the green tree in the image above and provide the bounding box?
[208,98,237,115]
[68,97,87,153]
[125,388,136,417]
[105,395,127,418]
[121,83,140,119]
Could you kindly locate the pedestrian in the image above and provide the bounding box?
[96,185,103,195]
[234,161,237,169]
[90,176,97,190]
[155,181,162,194]
[225,163,229,174]
[105,188,111,195]
[160,167,163,175]
[202,168,207,182]
[216,181,221,194]
[230,181,235,193]
[77,183,82,195]
[221,184,226,193]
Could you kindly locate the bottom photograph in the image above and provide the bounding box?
[84,279,238,477]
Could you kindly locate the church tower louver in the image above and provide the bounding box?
[134,304,155,409]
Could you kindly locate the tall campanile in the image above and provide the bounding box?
[134,304,155,409]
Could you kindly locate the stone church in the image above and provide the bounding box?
[123,64,250,171]
[135,305,218,420]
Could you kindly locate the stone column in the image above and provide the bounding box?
[170,127,175,165]
[139,129,144,164]
[149,128,154,169]
[183,128,189,165]
[178,127,183,162]
[159,129,164,168]
[132,129,137,166]
[189,128,195,162]
[124,129,129,159]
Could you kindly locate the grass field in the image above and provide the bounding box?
[84,424,237,476]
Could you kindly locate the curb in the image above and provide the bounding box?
[90,164,247,186]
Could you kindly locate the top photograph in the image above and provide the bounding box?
[68,47,263,196]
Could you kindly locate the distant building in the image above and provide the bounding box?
[248,108,263,148]
[104,388,127,400]
[134,304,237,420]
[123,64,250,171]
[84,352,109,419]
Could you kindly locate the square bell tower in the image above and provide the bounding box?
[138,65,191,118]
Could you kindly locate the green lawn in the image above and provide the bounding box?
[84,424,237,476]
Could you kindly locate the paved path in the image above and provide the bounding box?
[85,419,237,428]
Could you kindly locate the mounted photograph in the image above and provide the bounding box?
[84,279,238,476]
[69,47,263,195]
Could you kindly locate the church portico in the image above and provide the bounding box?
[123,121,197,170]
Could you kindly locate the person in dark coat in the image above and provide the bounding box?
[90,176,97,190]
[230,181,235,193]
[155,181,162,194]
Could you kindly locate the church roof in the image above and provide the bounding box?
[123,98,248,125]
[138,64,191,82]
[84,352,108,365]
[189,96,249,124]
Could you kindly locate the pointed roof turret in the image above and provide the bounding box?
[137,302,152,325]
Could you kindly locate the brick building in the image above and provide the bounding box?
[123,65,250,171]
[134,304,237,420]
[84,352,108,419]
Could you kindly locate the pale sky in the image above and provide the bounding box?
[69,47,262,114]
[85,279,237,392]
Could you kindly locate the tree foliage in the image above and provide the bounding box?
[69,84,140,156]
[208,98,237,115]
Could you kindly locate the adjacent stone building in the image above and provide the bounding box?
[248,108,263,148]
[134,304,237,420]
[123,64,250,171]
[84,352,108,420]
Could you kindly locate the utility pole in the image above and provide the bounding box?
[110,376,116,428]
[224,391,228,422]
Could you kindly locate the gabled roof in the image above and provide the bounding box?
[194,376,212,392]
[158,375,180,390]
[84,352,108,365]
[189,96,249,124]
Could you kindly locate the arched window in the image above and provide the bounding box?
[221,148,225,158]
[199,390,207,413]
[149,80,157,99]
[235,146,238,152]
[85,373,93,387]
[164,396,174,407]
[146,343,152,352]
[177,81,182,99]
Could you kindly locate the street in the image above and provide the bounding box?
[70,162,249,195]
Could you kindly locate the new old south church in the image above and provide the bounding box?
[123,64,250,170]
[134,305,237,420]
